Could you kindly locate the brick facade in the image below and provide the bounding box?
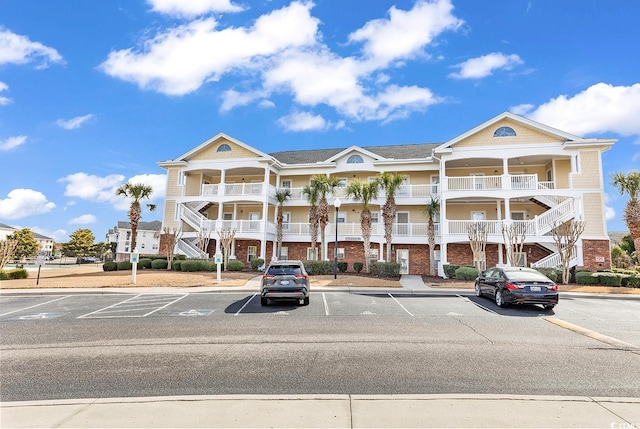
[579,239,611,271]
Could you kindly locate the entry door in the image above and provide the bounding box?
[396,249,409,275]
[249,212,260,231]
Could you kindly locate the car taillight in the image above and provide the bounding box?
[505,282,523,290]
[262,274,275,279]
[548,284,558,291]
[294,274,308,280]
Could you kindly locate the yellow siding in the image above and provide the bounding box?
[555,159,571,189]
[187,139,259,161]
[166,169,182,198]
[572,151,601,189]
[163,201,178,230]
[454,119,560,148]
[583,193,605,235]
[185,173,202,196]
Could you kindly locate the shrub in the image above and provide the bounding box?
[454,266,479,281]
[443,264,459,279]
[103,262,118,272]
[2,269,28,280]
[337,261,348,273]
[576,271,598,285]
[535,267,560,282]
[151,259,168,269]
[138,258,153,269]
[227,260,245,271]
[370,262,401,278]
[172,260,183,271]
[625,275,640,288]
[181,260,207,272]
[117,261,132,271]
[353,262,363,273]
[303,260,333,275]
[596,272,622,287]
[251,258,264,271]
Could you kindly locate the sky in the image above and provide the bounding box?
[1,0,639,243]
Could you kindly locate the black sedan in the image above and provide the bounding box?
[475,266,558,310]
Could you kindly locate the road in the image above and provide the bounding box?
[1,290,639,402]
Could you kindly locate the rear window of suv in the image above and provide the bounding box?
[267,265,303,276]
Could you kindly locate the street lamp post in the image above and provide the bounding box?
[333,198,341,279]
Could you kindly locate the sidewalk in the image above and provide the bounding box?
[2,394,639,428]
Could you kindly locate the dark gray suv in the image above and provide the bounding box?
[261,260,310,306]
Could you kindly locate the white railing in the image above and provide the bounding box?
[510,174,537,190]
[534,198,574,235]
[531,246,578,269]
[285,184,439,203]
[198,182,274,198]
[177,238,201,258]
[201,184,218,196]
[448,175,502,191]
[447,220,502,235]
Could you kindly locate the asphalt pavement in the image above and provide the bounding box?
[2,275,640,428]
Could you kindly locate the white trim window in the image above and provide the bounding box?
[307,247,318,261]
[247,245,257,262]
[280,246,288,260]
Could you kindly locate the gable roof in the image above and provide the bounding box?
[270,143,439,164]
[117,220,162,231]
[171,133,272,162]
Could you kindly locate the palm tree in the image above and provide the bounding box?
[611,170,640,253]
[115,182,156,253]
[423,197,440,276]
[302,184,320,260]
[345,179,379,273]
[311,174,342,260]
[274,188,291,260]
[377,171,407,262]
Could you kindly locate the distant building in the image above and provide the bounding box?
[107,221,162,261]
[0,223,54,257]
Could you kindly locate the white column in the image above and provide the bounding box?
[261,166,270,260]
[219,169,226,196]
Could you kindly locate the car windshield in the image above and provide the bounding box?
[267,265,302,276]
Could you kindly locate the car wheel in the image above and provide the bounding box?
[544,304,555,311]
[475,282,482,297]
[261,297,268,306]
[302,297,309,306]
[495,289,506,308]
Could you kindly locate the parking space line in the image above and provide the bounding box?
[77,294,143,319]
[387,293,414,317]
[142,294,188,317]
[234,294,257,316]
[322,293,330,316]
[0,296,70,317]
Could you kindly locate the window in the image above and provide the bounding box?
[281,179,292,188]
[336,248,345,259]
[152,244,158,250]
[282,212,291,230]
[217,143,231,152]
[337,178,347,188]
[369,248,379,261]
[247,246,257,262]
[493,126,516,137]
[141,243,146,249]
[471,211,486,221]
[142,232,147,237]
[371,211,379,224]
[347,154,364,164]
[396,212,409,235]
[307,247,318,261]
[514,252,527,267]
[280,246,288,260]
[511,211,526,221]
[337,211,346,223]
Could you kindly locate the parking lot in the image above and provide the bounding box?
[1,291,639,349]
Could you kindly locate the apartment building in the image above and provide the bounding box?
[157,112,615,276]
[107,220,162,261]
[0,223,54,257]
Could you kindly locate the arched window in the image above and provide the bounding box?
[493,126,516,137]
[347,154,364,164]
[217,143,231,152]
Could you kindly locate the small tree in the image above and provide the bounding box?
[378,171,407,262]
[552,219,586,284]
[64,229,96,258]
[502,221,527,266]
[162,226,182,270]
[0,239,18,271]
[302,184,319,260]
[274,188,292,260]
[9,228,39,261]
[217,227,236,271]
[196,224,213,259]
[467,222,488,271]
[346,179,379,273]
[423,197,440,276]
[115,182,156,252]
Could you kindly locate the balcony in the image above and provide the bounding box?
[200,183,277,199]
[445,174,554,192]
[285,184,439,204]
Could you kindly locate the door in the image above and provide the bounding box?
[249,212,260,231]
[396,212,409,235]
[396,249,409,275]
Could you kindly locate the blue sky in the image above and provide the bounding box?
[1,0,638,243]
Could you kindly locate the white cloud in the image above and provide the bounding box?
[605,206,616,221]
[31,226,68,242]
[56,114,94,130]
[0,27,63,68]
[0,189,56,220]
[0,81,11,105]
[348,0,463,68]
[58,172,166,211]
[513,83,640,136]
[101,0,461,127]
[147,0,244,17]
[449,52,523,79]
[69,214,97,225]
[0,135,27,151]
[100,2,320,95]
[278,111,329,132]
